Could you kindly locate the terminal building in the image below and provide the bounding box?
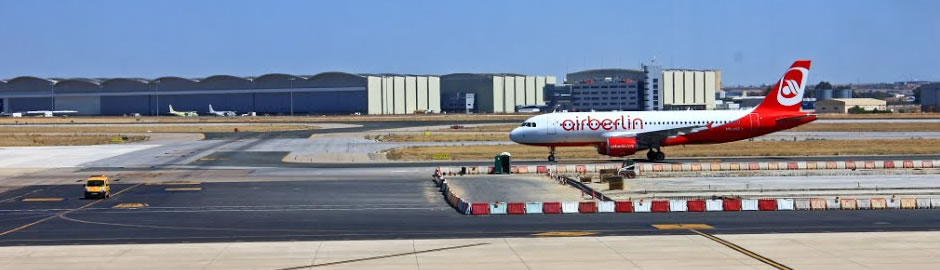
[919,83,940,112]
[439,74,556,113]
[0,73,440,115]
[550,62,718,112]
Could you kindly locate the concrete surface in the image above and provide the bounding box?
[4,231,940,269]
[445,175,588,202]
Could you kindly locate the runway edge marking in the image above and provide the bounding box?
[690,229,793,270]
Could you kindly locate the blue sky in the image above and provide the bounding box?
[1,0,937,85]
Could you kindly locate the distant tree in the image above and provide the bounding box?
[815,81,833,90]
[847,105,867,114]
[761,85,773,96]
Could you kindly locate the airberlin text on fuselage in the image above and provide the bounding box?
[560,115,644,131]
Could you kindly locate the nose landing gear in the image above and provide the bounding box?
[547,146,556,162]
[646,148,665,162]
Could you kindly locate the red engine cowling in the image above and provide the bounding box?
[597,137,639,157]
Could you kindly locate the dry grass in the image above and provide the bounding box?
[0,125,318,134]
[443,122,940,135]
[818,113,940,119]
[792,122,940,132]
[0,114,532,124]
[0,134,148,147]
[386,138,940,160]
[436,124,519,132]
[373,133,509,142]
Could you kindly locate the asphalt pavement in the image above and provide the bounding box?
[2,179,940,246]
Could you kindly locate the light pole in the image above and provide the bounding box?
[289,77,295,116]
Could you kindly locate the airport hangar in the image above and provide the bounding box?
[0,73,444,116]
[0,72,561,116]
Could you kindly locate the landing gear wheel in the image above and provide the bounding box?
[547,146,556,162]
[654,151,665,161]
[548,155,556,162]
[646,151,656,161]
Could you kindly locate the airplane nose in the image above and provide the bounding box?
[509,128,523,143]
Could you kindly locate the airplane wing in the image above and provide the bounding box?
[602,125,708,147]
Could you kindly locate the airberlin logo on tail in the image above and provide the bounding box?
[776,67,808,106]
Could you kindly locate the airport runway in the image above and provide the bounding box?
[2,179,940,246]
[186,151,940,168]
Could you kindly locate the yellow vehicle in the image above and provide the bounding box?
[84,175,112,199]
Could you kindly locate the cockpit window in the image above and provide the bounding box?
[520,122,537,127]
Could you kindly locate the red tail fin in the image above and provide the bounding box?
[754,60,812,114]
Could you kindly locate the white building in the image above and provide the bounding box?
[661,70,720,110]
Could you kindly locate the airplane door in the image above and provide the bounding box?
[748,113,760,131]
[546,118,557,135]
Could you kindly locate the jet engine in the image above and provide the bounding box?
[596,137,639,157]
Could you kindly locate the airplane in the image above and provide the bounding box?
[208,104,237,117]
[510,60,816,162]
[24,110,79,117]
[168,105,198,117]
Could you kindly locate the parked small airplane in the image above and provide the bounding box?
[208,105,237,117]
[24,110,79,117]
[510,60,816,162]
[168,105,198,117]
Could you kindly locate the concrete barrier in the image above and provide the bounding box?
[916,198,932,209]
[706,200,723,211]
[525,202,543,214]
[723,199,742,211]
[615,201,634,213]
[840,199,857,210]
[871,198,887,209]
[634,200,652,212]
[901,198,917,209]
[669,200,688,212]
[794,199,811,210]
[598,201,615,213]
[856,199,871,210]
[758,199,778,211]
[471,203,490,215]
[490,202,508,215]
[561,202,579,214]
[932,199,940,209]
[458,200,471,214]
[543,202,562,214]
[652,200,670,212]
[742,199,759,211]
[886,198,900,209]
[811,199,828,210]
[507,202,526,215]
[575,165,587,174]
[578,201,598,213]
[687,200,706,212]
[777,199,795,210]
[827,199,841,210]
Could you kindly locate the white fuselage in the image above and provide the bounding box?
[510,109,753,145]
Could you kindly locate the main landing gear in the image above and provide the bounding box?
[646,148,665,162]
[547,146,556,162]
